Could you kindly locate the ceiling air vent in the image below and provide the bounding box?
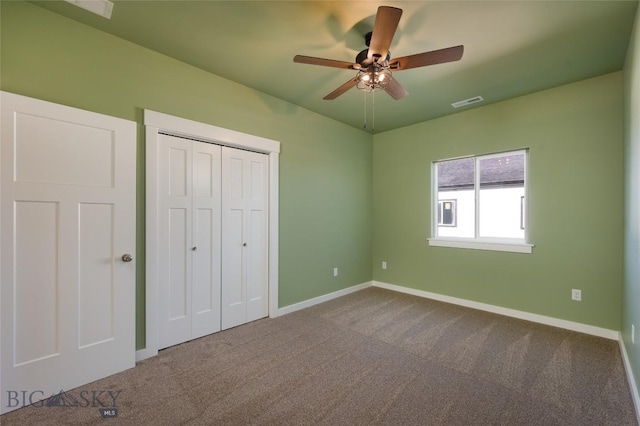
[451,96,484,108]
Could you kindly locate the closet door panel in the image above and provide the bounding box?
[247,209,268,322]
[249,158,267,203]
[229,157,244,200]
[192,144,221,339]
[158,136,193,349]
[221,147,268,329]
[221,207,245,330]
[195,151,214,197]
[170,147,188,196]
[193,208,213,312]
[246,155,268,322]
[222,148,246,330]
[169,208,189,320]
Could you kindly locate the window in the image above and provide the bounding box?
[429,149,532,253]
[437,200,457,226]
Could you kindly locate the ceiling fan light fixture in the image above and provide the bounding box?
[356,66,392,92]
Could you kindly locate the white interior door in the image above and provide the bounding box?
[221,147,268,330]
[158,134,221,349]
[0,92,136,414]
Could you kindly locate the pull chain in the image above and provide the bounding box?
[363,90,367,130]
[371,89,375,133]
[362,89,377,133]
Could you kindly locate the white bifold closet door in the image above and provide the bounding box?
[158,136,268,349]
[158,134,222,349]
[221,147,269,330]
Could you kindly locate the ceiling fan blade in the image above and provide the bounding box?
[293,55,359,69]
[384,76,409,100]
[389,45,464,71]
[323,77,359,100]
[367,6,402,64]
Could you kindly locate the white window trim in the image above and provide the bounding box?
[428,237,533,254]
[430,149,533,254]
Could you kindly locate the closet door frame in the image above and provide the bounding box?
[142,110,280,361]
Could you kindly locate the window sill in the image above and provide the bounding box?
[428,238,534,254]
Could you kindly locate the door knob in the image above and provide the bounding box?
[243,243,247,247]
[192,247,197,251]
[121,254,133,263]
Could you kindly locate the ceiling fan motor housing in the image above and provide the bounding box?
[356,49,391,66]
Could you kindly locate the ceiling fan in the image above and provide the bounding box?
[293,6,464,100]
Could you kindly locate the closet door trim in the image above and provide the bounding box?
[142,110,280,361]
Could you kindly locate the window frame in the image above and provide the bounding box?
[520,195,525,230]
[429,149,533,254]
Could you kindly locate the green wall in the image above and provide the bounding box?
[623,2,640,400]
[0,1,373,350]
[0,0,630,354]
[373,72,624,330]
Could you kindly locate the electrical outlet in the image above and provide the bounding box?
[571,289,582,301]
[633,324,635,345]
[382,261,387,270]
[333,267,338,277]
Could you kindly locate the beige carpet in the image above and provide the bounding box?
[1,287,636,425]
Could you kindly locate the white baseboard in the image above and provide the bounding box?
[273,281,373,317]
[135,279,622,361]
[372,281,619,340]
[619,337,640,423]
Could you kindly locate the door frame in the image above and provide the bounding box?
[141,110,280,361]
